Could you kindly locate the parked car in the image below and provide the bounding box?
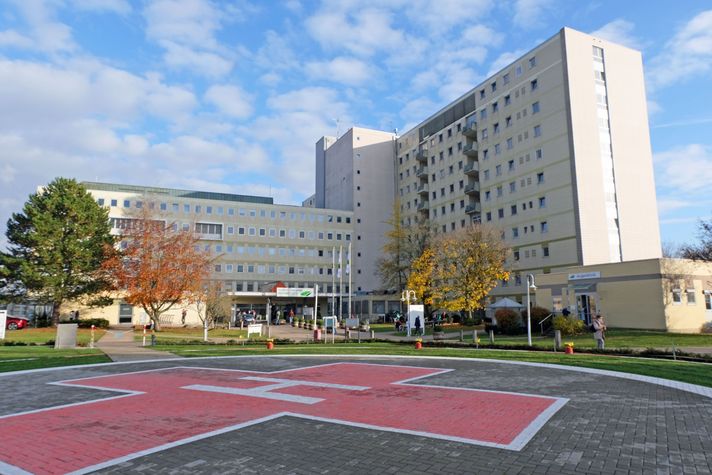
[241,314,256,325]
[6,316,29,330]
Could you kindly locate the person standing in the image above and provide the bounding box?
[414,315,422,336]
[592,314,607,349]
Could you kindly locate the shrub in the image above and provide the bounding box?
[495,308,522,335]
[77,318,110,329]
[552,315,585,336]
[701,321,712,334]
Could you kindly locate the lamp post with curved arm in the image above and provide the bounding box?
[401,290,417,337]
[526,274,537,346]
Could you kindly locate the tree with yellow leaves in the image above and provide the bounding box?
[431,224,510,320]
[406,247,439,319]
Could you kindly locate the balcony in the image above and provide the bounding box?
[465,203,482,214]
[416,150,428,162]
[417,183,429,195]
[417,201,429,211]
[463,161,479,175]
[464,182,480,195]
[462,122,477,138]
[462,142,478,156]
[415,166,428,178]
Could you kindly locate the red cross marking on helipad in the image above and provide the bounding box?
[0,362,567,474]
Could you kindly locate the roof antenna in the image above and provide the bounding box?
[334,117,341,138]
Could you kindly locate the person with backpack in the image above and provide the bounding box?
[592,314,607,349]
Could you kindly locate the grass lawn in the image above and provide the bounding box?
[134,327,248,342]
[2,327,107,346]
[0,346,110,373]
[152,341,712,388]
[455,329,712,350]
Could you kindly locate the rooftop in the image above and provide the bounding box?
[82,181,274,205]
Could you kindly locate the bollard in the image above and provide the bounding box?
[554,330,562,351]
[460,329,464,342]
[150,333,156,346]
[370,330,375,340]
[143,324,147,347]
[90,324,95,349]
[266,339,274,350]
[473,329,478,349]
[489,330,495,344]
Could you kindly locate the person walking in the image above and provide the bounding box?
[592,314,607,349]
[414,315,422,336]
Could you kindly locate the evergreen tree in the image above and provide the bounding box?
[2,178,115,322]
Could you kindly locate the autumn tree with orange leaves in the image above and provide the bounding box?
[102,208,211,331]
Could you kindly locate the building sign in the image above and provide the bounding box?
[568,272,601,281]
[276,288,314,298]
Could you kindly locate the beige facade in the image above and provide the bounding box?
[535,258,712,333]
[392,27,661,302]
[315,127,397,293]
[82,182,354,325]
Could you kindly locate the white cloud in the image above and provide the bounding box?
[590,19,642,50]
[70,0,132,15]
[143,0,240,76]
[204,84,253,118]
[4,0,76,52]
[653,144,712,192]
[305,56,375,86]
[647,10,712,90]
[487,49,526,76]
[0,29,33,48]
[512,0,554,29]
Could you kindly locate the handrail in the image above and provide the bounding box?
[539,313,554,335]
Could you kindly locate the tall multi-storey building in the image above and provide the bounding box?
[315,127,397,293]
[321,27,662,304]
[81,182,355,324]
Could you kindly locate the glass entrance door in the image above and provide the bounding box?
[118,303,133,324]
[576,294,598,325]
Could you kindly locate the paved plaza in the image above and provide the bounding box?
[1,356,711,474]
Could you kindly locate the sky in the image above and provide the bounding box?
[0,0,711,250]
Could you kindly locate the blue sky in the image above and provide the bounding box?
[0,0,711,250]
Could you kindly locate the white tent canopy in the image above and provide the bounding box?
[488,298,524,309]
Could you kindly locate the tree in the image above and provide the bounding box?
[680,216,712,261]
[1,178,115,322]
[431,224,510,320]
[406,247,439,319]
[376,200,431,291]
[101,207,211,331]
[193,280,231,341]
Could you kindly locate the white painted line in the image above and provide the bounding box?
[0,460,34,475]
[65,413,289,475]
[183,383,324,404]
[241,376,369,391]
[0,391,142,420]
[0,358,37,363]
[507,396,569,451]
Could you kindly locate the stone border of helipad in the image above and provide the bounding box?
[3,353,711,400]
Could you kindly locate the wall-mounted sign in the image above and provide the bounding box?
[276,288,314,298]
[568,272,601,281]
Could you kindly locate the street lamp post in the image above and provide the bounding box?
[401,290,416,337]
[526,274,537,346]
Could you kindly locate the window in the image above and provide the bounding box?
[492,102,498,113]
[530,79,538,91]
[543,246,550,257]
[514,250,520,261]
[498,208,504,218]
[206,206,212,215]
[493,123,500,134]
[495,164,502,176]
[195,205,201,213]
[505,116,512,127]
[483,149,489,160]
[705,292,711,310]
[536,148,543,160]
[529,56,536,68]
[503,73,510,84]
[480,109,487,120]
[494,144,501,155]
[486,212,492,222]
[539,196,546,208]
[532,101,540,114]
[516,65,522,76]
[439,133,443,143]
[512,227,519,238]
[534,125,542,137]
[504,95,511,106]
[687,289,696,305]
[537,172,544,184]
[509,182,516,193]
[110,199,117,207]
[508,160,515,171]
[540,221,548,233]
[496,185,503,197]
[511,205,517,215]
[506,138,513,150]
[483,170,490,180]
[672,289,682,304]
[123,200,130,208]
[481,128,488,139]
[484,191,491,201]
[448,128,452,137]
[491,81,497,92]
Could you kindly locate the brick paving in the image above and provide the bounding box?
[0,356,711,474]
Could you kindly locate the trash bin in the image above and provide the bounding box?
[313,329,322,341]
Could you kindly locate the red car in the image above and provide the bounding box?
[5,316,29,330]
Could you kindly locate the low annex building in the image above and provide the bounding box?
[535,258,712,333]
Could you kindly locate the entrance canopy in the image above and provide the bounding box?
[488,298,524,309]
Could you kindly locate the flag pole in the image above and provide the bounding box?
[348,242,352,321]
[338,245,343,320]
[331,246,335,316]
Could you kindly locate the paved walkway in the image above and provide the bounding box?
[96,327,182,362]
[0,355,710,474]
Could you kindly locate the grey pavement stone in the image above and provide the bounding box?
[0,356,710,474]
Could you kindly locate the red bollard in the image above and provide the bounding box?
[415,340,422,350]
[266,340,274,350]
